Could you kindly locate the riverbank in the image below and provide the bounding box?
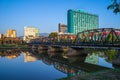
[59,69,120,80]
[0,44,30,49]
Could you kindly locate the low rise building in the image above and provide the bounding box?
[58,23,67,33]
[0,34,4,39]
[2,37,23,44]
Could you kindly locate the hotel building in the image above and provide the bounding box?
[67,9,99,34]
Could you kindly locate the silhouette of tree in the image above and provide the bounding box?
[107,0,120,14]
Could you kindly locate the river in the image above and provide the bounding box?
[0,48,119,80]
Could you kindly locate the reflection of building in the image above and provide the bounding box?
[23,27,39,43]
[24,52,37,62]
[54,62,77,74]
[0,50,20,59]
[7,55,18,59]
[58,23,67,33]
[6,29,17,38]
[67,9,98,34]
[85,53,98,65]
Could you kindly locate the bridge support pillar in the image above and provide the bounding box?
[62,47,69,52]
[32,45,38,49]
[67,48,87,57]
[48,46,63,52]
[38,45,48,50]
[112,50,120,66]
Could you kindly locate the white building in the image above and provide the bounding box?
[23,26,39,42]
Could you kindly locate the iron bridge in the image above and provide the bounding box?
[30,28,120,49]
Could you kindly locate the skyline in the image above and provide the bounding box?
[0,0,120,36]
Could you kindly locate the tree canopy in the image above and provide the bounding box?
[49,32,58,38]
[107,0,120,14]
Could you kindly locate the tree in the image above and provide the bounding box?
[49,32,58,38]
[107,0,120,14]
[49,32,58,41]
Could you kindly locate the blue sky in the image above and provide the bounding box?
[0,0,120,36]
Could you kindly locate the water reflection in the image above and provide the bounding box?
[33,48,120,68]
[23,52,37,62]
[0,49,21,59]
[0,48,120,80]
[31,49,113,77]
[112,50,120,66]
[85,53,98,65]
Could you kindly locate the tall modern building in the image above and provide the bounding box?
[58,23,67,33]
[23,26,39,42]
[6,29,17,38]
[67,9,99,34]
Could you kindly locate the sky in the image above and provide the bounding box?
[0,0,120,36]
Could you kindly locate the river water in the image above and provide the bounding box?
[0,48,119,80]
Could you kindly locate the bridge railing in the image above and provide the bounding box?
[30,41,120,48]
[75,41,120,47]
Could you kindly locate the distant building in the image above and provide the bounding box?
[0,30,22,45]
[0,34,4,39]
[23,26,39,43]
[6,29,17,38]
[0,34,4,44]
[58,23,67,33]
[67,9,99,34]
